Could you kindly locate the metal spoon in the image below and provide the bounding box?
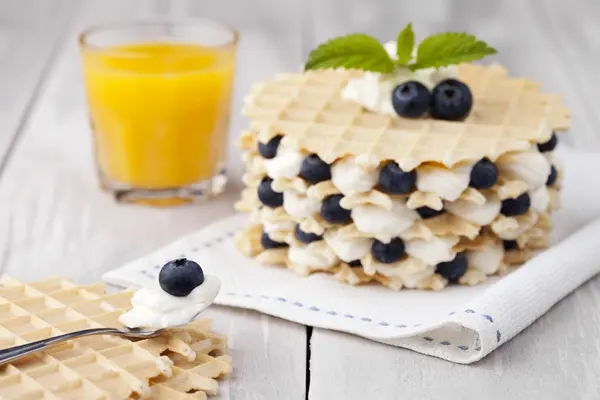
[0,308,205,366]
[0,327,164,366]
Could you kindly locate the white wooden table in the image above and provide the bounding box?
[2,1,600,398]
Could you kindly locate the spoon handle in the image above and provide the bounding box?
[0,328,123,366]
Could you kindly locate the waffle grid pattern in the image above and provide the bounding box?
[243,64,570,167]
[236,63,570,290]
[0,277,230,399]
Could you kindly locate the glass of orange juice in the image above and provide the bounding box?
[79,20,237,205]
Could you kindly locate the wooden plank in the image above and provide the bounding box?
[0,0,75,168]
[0,0,307,399]
[309,275,600,400]
[307,1,600,399]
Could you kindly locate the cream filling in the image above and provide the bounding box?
[405,236,459,266]
[119,275,221,330]
[264,138,304,179]
[324,231,373,263]
[288,242,339,269]
[283,190,321,220]
[466,242,504,275]
[445,191,502,225]
[331,156,379,195]
[530,185,550,213]
[497,151,551,189]
[351,199,418,243]
[416,164,472,201]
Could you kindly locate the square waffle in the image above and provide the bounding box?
[0,276,231,399]
[243,64,570,169]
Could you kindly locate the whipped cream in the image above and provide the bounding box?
[416,164,472,201]
[497,151,551,189]
[445,191,502,225]
[264,137,304,179]
[288,241,339,269]
[263,220,296,235]
[283,190,321,220]
[352,199,418,242]
[119,275,221,330]
[331,156,379,195]
[324,230,373,262]
[530,185,550,213]
[466,242,504,275]
[405,236,459,266]
[341,41,458,115]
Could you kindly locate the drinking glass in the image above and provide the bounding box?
[79,20,238,205]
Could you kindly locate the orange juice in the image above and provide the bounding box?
[81,42,236,191]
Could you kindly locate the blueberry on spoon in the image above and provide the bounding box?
[430,79,473,121]
[391,81,431,118]
[159,258,205,297]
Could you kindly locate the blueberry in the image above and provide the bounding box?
[435,253,468,282]
[378,162,417,194]
[500,193,531,217]
[258,177,283,208]
[546,165,558,186]
[348,260,362,267]
[416,207,445,219]
[258,135,283,159]
[391,81,431,118]
[295,225,322,244]
[300,154,331,184]
[159,258,205,297]
[321,194,352,224]
[430,79,473,121]
[537,132,558,153]
[469,158,499,189]
[261,232,288,249]
[503,240,518,251]
[371,238,405,264]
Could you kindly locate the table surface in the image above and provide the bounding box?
[1,0,600,399]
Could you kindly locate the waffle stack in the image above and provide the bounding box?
[0,276,231,399]
[235,64,571,290]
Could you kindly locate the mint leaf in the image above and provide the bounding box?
[410,32,496,70]
[305,34,395,73]
[396,23,415,65]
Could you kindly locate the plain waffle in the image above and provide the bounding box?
[0,277,230,399]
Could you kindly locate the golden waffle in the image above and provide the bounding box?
[243,64,570,168]
[0,277,230,399]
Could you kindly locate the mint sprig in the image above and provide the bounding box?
[304,24,496,73]
[410,32,497,70]
[304,34,395,73]
[395,23,414,65]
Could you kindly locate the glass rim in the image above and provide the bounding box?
[78,18,239,55]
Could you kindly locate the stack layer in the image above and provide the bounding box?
[0,276,231,399]
[235,64,571,290]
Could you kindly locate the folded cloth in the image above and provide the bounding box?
[103,148,600,364]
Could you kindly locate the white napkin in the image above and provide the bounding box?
[103,148,600,364]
